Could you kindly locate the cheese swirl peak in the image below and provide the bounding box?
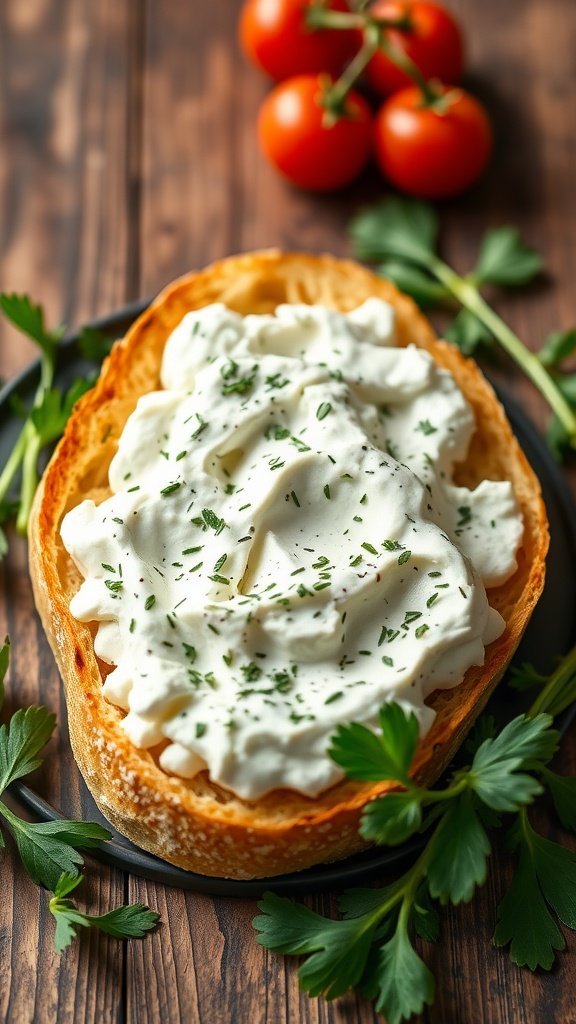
[61,300,523,799]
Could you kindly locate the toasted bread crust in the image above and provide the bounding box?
[29,251,548,879]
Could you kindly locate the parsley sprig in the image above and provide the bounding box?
[0,295,110,555]
[49,872,159,953]
[254,645,576,1023]
[349,198,576,457]
[0,638,158,949]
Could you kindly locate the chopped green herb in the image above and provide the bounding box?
[160,481,182,497]
[316,402,333,421]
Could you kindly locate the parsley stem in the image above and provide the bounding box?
[527,645,576,719]
[421,774,469,804]
[428,256,576,446]
[17,428,41,534]
[0,425,27,503]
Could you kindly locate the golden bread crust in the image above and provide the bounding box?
[29,251,548,879]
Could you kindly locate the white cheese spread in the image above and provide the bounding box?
[61,299,523,800]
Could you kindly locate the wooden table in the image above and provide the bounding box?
[1,1,575,1021]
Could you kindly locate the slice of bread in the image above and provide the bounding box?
[29,251,548,879]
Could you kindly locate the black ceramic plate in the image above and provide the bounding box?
[2,302,576,897]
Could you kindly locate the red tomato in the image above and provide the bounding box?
[373,85,492,197]
[240,0,359,81]
[258,74,373,191]
[365,1,464,97]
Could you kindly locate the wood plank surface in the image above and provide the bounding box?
[1,1,575,1022]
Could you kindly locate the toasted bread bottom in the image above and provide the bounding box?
[29,252,548,879]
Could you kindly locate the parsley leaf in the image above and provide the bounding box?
[493,811,576,969]
[1,812,110,889]
[0,698,110,889]
[374,919,435,1024]
[348,198,576,454]
[0,635,160,949]
[49,872,159,953]
[254,647,576,1019]
[360,791,423,846]
[254,893,377,998]
[538,328,576,369]
[472,227,542,287]
[444,308,494,356]
[0,705,57,788]
[427,794,491,904]
[0,293,64,355]
[541,768,576,832]
[470,713,557,810]
[508,661,549,692]
[329,703,419,784]
[411,885,440,943]
[350,197,438,265]
[77,325,113,362]
[377,260,450,307]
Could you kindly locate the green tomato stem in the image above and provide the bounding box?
[429,256,576,447]
[305,8,412,32]
[325,24,380,110]
[378,35,440,106]
[305,8,368,30]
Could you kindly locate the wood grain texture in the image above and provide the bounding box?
[0,0,575,1021]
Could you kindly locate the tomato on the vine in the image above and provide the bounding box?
[373,85,492,198]
[240,0,358,81]
[258,74,373,191]
[366,1,464,97]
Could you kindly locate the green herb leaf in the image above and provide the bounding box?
[350,197,438,266]
[1,814,111,889]
[49,871,158,953]
[537,328,576,369]
[77,325,113,362]
[493,814,576,970]
[338,880,404,920]
[329,703,419,784]
[546,414,570,461]
[427,794,491,904]
[445,308,494,356]
[374,921,435,1024]
[0,705,56,790]
[472,713,558,786]
[473,227,542,287]
[378,260,450,307]
[508,662,548,692]
[541,767,576,832]
[0,293,64,354]
[360,791,422,846]
[411,885,440,943]
[494,839,564,970]
[254,892,376,999]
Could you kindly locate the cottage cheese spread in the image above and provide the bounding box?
[61,299,523,799]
